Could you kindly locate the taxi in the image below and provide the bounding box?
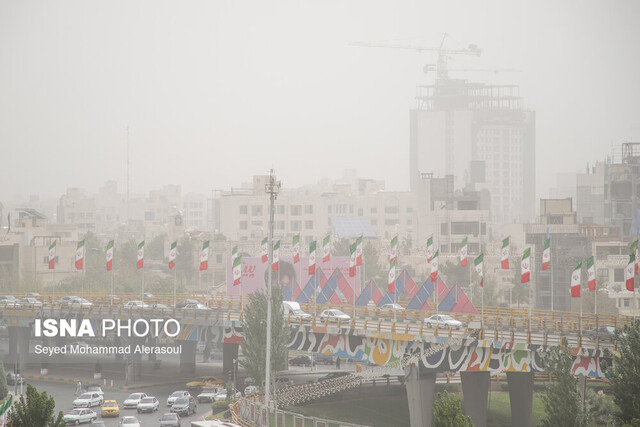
[101,399,120,417]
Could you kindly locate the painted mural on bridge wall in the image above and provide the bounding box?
[287,327,605,377]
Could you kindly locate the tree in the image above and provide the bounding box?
[439,261,469,288]
[363,241,383,285]
[8,384,65,427]
[432,390,472,427]
[0,363,7,400]
[240,285,290,392]
[146,234,167,261]
[608,318,640,425]
[539,343,589,427]
[176,236,197,288]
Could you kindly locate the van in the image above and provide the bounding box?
[282,301,312,322]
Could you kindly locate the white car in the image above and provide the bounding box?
[119,415,141,426]
[122,392,147,409]
[243,385,259,396]
[423,314,465,328]
[137,396,159,413]
[197,386,220,403]
[183,303,208,310]
[63,408,96,424]
[213,389,242,401]
[73,392,103,408]
[20,297,42,308]
[123,300,150,309]
[85,385,104,400]
[166,390,190,406]
[0,295,21,308]
[381,303,404,311]
[319,309,351,322]
[63,297,93,308]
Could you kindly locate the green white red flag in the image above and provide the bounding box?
[261,237,268,263]
[356,235,363,266]
[459,237,468,267]
[474,253,484,287]
[429,250,439,281]
[232,246,242,286]
[48,241,56,270]
[501,237,509,269]
[390,235,398,265]
[136,240,145,269]
[586,256,596,291]
[426,236,434,262]
[388,258,396,293]
[199,240,209,271]
[542,238,551,271]
[75,239,85,270]
[168,241,177,270]
[631,240,639,275]
[571,261,582,297]
[308,240,316,275]
[521,248,531,283]
[322,235,331,262]
[272,240,280,272]
[349,241,356,277]
[292,234,300,264]
[625,253,635,292]
[106,240,114,271]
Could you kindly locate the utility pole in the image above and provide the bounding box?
[264,170,280,413]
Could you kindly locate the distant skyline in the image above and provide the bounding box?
[2,0,639,204]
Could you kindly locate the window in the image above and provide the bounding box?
[305,205,313,215]
[385,219,398,226]
[614,268,624,282]
[384,206,398,214]
[291,221,301,232]
[276,205,285,215]
[406,207,413,213]
[624,298,630,307]
[276,221,285,230]
[305,220,313,230]
[441,223,449,235]
[251,206,263,216]
[239,205,248,215]
[451,222,480,236]
[597,268,609,280]
[291,205,301,216]
[216,254,222,263]
[251,221,262,227]
[371,208,377,214]
[239,221,248,230]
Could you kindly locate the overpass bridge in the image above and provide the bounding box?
[0,294,632,427]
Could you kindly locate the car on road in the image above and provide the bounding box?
[122,393,147,409]
[314,353,335,365]
[243,385,259,396]
[100,400,120,417]
[123,300,149,309]
[289,355,314,367]
[152,303,170,309]
[20,297,42,308]
[170,396,197,416]
[381,303,404,311]
[186,376,223,394]
[73,392,103,408]
[175,299,199,308]
[63,408,97,425]
[62,297,93,308]
[318,371,351,382]
[213,389,242,401]
[118,415,141,426]
[137,396,159,413]
[6,372,25,385]
[319,309,351,322]
[85,385,104,400]
[584,326,617,340]
[183,302,208,310]
[0,295,21,308]
[159,412,181,426]
[166,390,190,406]
[57,295,80,305]
[197,386,221,403]
[423,314,465,328]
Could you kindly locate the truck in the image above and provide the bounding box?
[282,301,311,322]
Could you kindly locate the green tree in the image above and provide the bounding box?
[146,234,167,261]
[363,241,383,285]
[240,285,290,391]
[176,236,197,288]
[608,318,640,425]
[432,390,472,427]
[439,261,468,287]
[539,343,589,427]
[8,384,65,427]
[0,363,8,400]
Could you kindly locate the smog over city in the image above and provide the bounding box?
[1,2,640,427]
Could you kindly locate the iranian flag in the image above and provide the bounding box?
[356,235,363,266]
[388,258,396,293]
[631,240,639,275]
[571,261,582,298]
[106,240,114,271]
[542,238,551,271]
[521,248,531,284]
[501,237,510,269]
[75,239,85,270]
[586,256,596,291]
[308,240,316,275]
[426,236,434,262]
[390,235,398,265]
[273,240,280,272]
[322,235,331,262]
[349,241,356,277]
[136,240,145,269]
[474,253,484,287]
[48,241,56,270]
[232,247,242,286]
[168,241,177,270]
[625,253,635,292]
[429,250,439,281]
[199,241,209,271]
[261,237,268,263]
[292,234,300,264]
[459,237,468,267]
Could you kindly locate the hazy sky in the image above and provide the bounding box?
[1,0,639,203]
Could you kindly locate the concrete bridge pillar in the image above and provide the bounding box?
[178,340,197,376]
[404,365,437,427]
[8,326,30,373]
[223,342,239,381]
[461,371,490,427]
[129,337,144,381]
[507,372,534,427]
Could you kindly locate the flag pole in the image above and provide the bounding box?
[173,266,177,308]
[314,239,317,317]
